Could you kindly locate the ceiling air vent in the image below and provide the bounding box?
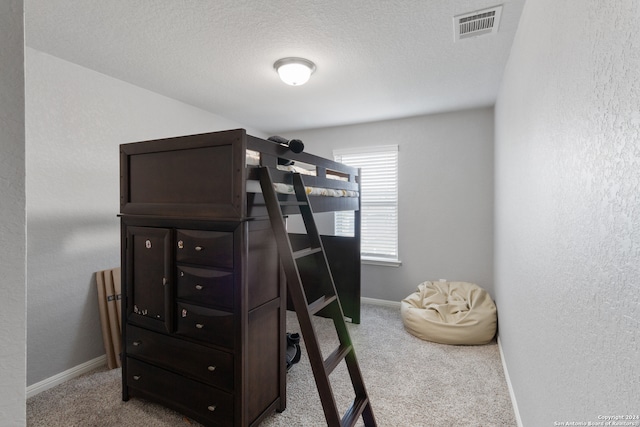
[454,5,503,41]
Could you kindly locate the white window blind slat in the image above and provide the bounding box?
[334,145,398,261]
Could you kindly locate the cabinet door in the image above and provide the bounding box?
[126,227,172,333]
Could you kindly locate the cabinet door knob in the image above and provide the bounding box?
[195,284,203,290]
[132,340,141,346]
[133,375,141,381]
[208,405,217,412]
[195,246,204,251]
[195,323,205,329]
[207,365,216,372]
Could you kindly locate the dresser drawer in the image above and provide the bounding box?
[126,357,233,425]
[177,303,234,348]
[126,325,233,391]
[177,265,234,309]
[176,230,233,268]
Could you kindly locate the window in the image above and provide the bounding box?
[334,145,400,265]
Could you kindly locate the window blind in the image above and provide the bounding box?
[334,145,399,262]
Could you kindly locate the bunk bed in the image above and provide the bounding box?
[120,128,362,321]
[119,128,361,427]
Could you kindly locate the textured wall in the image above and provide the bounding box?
[285,107,495,302]
[0,0,26,424]
[25,48,260,386]
[495,0,640,424]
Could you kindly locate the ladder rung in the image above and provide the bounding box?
[307,294,338,316]
[293,247,322,259]
[323,342,353,375]
[341,396,370,427]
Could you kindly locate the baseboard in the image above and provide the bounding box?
[361,296,401,309]
[497,335,523,427]
[26,355,107,399]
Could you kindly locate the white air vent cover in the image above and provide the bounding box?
[454,5,503,41]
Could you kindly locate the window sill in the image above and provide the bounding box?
[361,257,402,267]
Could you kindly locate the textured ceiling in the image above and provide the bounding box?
[25,0,526,133]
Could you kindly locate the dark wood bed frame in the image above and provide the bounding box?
[119,128,361,426]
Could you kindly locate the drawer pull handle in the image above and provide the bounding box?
[207,365,216,372]
[133,375,141,381]
[195,284,203,290]
[208,405,217,412]
[132,341,141,346]
[195,323,205,329]
[195,246,204,251]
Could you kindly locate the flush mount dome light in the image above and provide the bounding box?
[274,57,316,86]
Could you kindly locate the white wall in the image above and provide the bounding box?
[25,48,263,386]
[0,1,26,424]
[284,107,494,302]
[495,0,640,424]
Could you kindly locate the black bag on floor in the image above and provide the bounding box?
[286,332,302,371]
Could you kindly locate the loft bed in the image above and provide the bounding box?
[120,128,362,323]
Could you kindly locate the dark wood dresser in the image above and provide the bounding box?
[119,130,286,426]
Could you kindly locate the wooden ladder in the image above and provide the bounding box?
[259,167,376,427]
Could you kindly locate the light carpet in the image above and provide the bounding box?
[27,303,516,426]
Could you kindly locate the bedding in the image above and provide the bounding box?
[246,149,358,198]
[273,182,358,198]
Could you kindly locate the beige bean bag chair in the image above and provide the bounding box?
[401,281,497,345]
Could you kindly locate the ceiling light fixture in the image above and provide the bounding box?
[274,57,316,86]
